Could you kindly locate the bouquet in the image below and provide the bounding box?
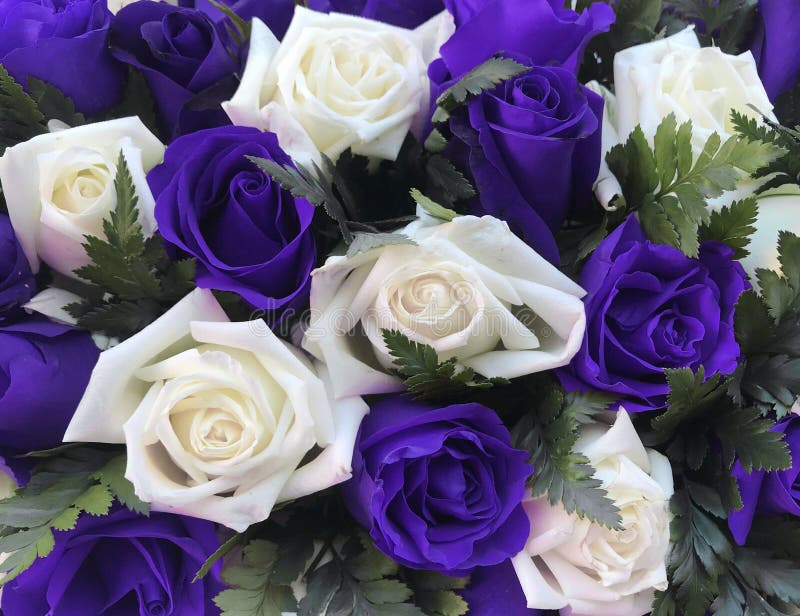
[0,0,798,614]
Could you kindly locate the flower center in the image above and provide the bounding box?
[51,162,113,214]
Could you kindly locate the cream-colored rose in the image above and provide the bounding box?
[223,6,452,166]
[302,211,586,399]
[739,185,800,282]
[0,117,163,278]
[64,289,368,532]
[614,27,772,154]
[512,410,673,616]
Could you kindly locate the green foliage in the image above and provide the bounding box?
[27,78,86,127]
[403,572,468,616]
[774,80,800,129]
[0,446,147,587]
[731,109,800,194]
[298,534,425,616]
[215,539,301,616]
[346,232,417,257]
[64,152,196,339]
[605,114,782,256]
[91,68,160,137]
[410,189,459,222]
[511,386,623,529]
[697,197,758,259]
[648,367,790,473]
[382,329,509,402]
[431,56,529,123]
[0,64,46,154]
[663,0,759,52]
[732,231,800,416]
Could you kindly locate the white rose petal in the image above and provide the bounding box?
[513,409,673,616]
[302,211,586,399]
[740,185,800,282]
[224,7,453,165]
[65,289,367,531]
[0,117,164,277]
[596,27,775,210]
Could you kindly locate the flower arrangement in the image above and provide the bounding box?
[0,0,799,615]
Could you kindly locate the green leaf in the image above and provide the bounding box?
[698,197,758,259]
[511,388,622,530]
[346,232,417,258]
[432,56,529,122]
[654,112,679,189]
[93,454,149,515]
[410,188,459,222]
[424,128,448,153]
[216,539,298,616]
[0,447,143,586]
[714,406,791,471]
[382,329,509,401]
[424,156,475,204]
[247,154,353,243]
[0,63,46,154]
[26,78,86,127]
[651,367,727,442]
[92,68,159,137]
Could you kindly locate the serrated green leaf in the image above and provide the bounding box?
[94,454,149,515]
[714,406,791,471]
[346,232,416,258]
[0,63,46,154]
[361,579,413,604]
[410,188,459,222]
[638,199,680,249]
[654,112,679,188]
[51,506,80,531]
[424,156,475,204]
[651,367,727,442]
[698,197,758,259]
[27,77,86,127]
[433,56,529,121]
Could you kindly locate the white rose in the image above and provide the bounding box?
[302,211,586,399]
[594,28,775,209]
[614,27,773,153]
[512,410,674,616]
[0,117,164,278]
[63,289,368,532]
[223,7,453,166]
[738,185,800,281]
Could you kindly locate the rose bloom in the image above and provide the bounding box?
[64,289,368,532]
[0,0,124,114]
[342,396,531,574]
[741,185,800,280]
[0,117,164,278]
[0,215,36,320]
[223,6,451,166]
[558,215,748,412]
[302,211,586,399]
[1,508,224,616]
[512,410,673,616]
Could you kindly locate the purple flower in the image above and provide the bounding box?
[0,316,98,452]
[109,1,239,139]
[0,0,124,114]
[1,508,224,615]
[187,0,295,39]
[307,0,445,28]
[558,215,748,412]
[459,561,541,616]
[728,414,800,545]
[342,396,531,575]
[751,0,800,101]
[0,215,36,320]
[441,61,604,263]
[149,126,316,317]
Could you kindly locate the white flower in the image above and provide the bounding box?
[741,185,800,282]
[512,410,674,616]
[64,289,368,532]
[594,27,774,209]
[301,211,586,399]
[223,6,453,166]
[0,117,163,278]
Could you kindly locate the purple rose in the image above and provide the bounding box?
[459,561,541,616]
[558,215,748,412]
[751,0,800,101]
[1,508,224,615]
[728,414,800,545]
[342,396,531,575]
[307,0,444,28]
[442,62,604,263]
[0,0,124,114]
[0,214,36,319]
[109,1,239,139]
[188,0,295,39]
[149,126,316,316]
[0,316,98,452]
[434,0,614,80]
